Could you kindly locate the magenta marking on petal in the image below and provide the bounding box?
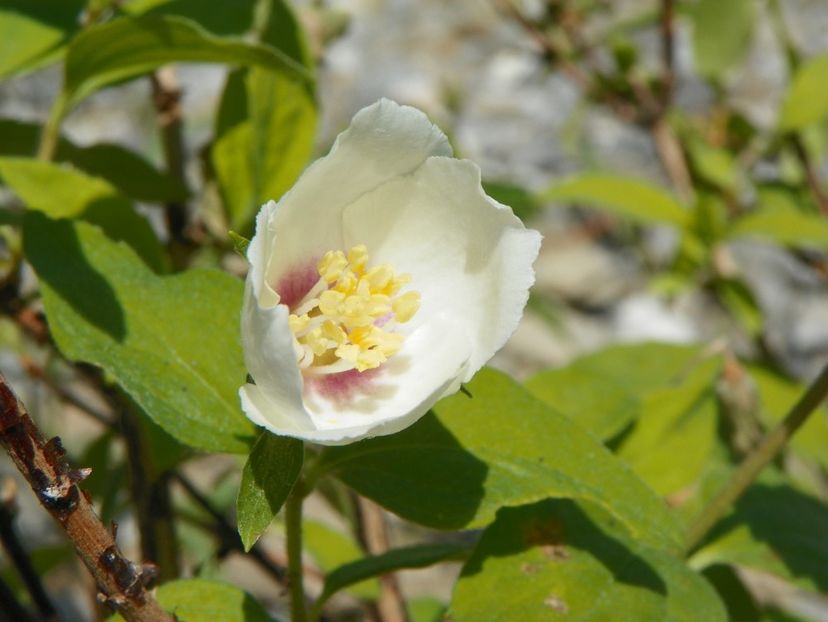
[306,368,379,402]
[274,259,319,309]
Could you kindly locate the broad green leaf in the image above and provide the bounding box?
[526,342,702,441]
[316,542,472,609]
[780,53,828,131]
[691,476,828,593]
[0,0,84,79]
[543,174,688,226]
[303,520,378,600]
[125,0,259,38]
[729,208,828,250]
[313,368,684,552]
[617,357,720,496]
[0,119,188,203]
[0,157,165,271]
[236,431,303,550]
[23,214,255,453]
[451,499,726,622]
[63,14,311,106]
[408,598,447,622]
[109,578,276,622]
[212,65,316,232]
[689,0,753,79]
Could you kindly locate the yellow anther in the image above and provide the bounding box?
[288,314,310,333]
[347,245,369,273]
[392,291,420,323]
[318,250,348,283]
[287,244,419,375]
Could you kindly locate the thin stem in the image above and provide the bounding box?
[37,94,69,162]
[659,0,676,106]
[0,574,36,622]
[285,482,308,622]
[172,473,290,586]
[685,363,828,553]
[790,134,828,217]
[0,479,57,621]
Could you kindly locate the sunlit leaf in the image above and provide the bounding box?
[313,368,684,553]
[236,431,303,551]
[689,0,754,79]
[451,499,726,622]
[543,174,688,226]
[23,214,255,453]
[64,14,311,106]
[0,157,165,271]
[780,53,828,131]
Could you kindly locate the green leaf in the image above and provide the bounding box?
[316,542,472,609]
[617,357,721,496]
[482,181,541,222]
[63,14,312,107]
[303,520,378,600]
[109,578,276,622]
[212,65,316,233]
[0,157,165,271]
[543,174,688,226]
[691,477,828,593]
[23,214,255,453]
[0,0,84,79]
[729,207,828,250]
[780,53,828,131]
[408,598,447,622]
[313,368,684,553]
[236,431,303,551]
[451,499,726,622]
[0,119,189,203]
[125,0,259,38]
[685,139,742,194]
[525,342,702,441]
[689,0,753,79]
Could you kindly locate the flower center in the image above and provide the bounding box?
[287,244,420,376]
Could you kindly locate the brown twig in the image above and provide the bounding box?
[0,375,173,622]
[790,134,828,217]
[660,0,676,106]
[0,477,58,621]
[356,498,408,622]
[150,68,190,245]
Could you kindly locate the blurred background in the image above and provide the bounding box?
[2,0,828,620]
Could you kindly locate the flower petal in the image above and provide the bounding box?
[259,99,452,298]
[239,282,309,428]
[342,157,542,380]
[243,315,471,445]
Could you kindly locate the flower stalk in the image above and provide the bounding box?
[685,362,828,553]
[285,479,309,622]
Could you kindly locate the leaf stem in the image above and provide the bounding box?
[685,362,828,552]
[285,480,308,622]
[37,93,69,162]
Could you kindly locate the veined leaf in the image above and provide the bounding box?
[23,214,255,453]
[63,14,312,107]
[451,499,726,622]
[313,368,684,553]
[236,431,303,551]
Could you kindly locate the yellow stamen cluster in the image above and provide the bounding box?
[288,245,420,374]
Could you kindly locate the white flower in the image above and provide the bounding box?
[239,99,541,445]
